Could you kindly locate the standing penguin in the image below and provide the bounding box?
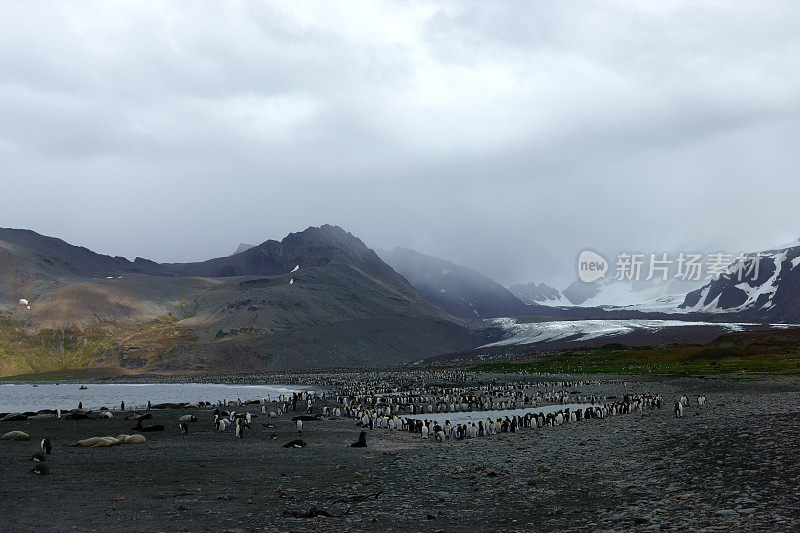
[179,422,189,435]
[296,419,303,435]
[41,438,52,455]
[235,418,244,439]
[674,401,684,418]
[121,401,125,412]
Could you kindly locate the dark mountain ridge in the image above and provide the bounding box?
[379,247,535,319]
[0,226,481,375]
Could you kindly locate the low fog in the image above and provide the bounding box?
[2,1,799,287]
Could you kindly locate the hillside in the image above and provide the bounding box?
[379,247,534,319]
[0,226,482,375]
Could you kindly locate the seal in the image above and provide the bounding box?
[1,431,31,441]
[133,419,165,432]
[350,431,367,448]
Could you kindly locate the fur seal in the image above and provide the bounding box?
[350,431,367,448]
[133,419,165,432]
[291,415,321,422]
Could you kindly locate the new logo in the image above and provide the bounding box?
[577,250,608,283]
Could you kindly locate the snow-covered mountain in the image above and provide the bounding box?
[680,239,800,321]
[509,277,702,311]
[508,282,569,306]
[562,277,703,311]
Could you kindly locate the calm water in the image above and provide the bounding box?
[0,383,313,412]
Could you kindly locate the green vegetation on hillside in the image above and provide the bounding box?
[0,313,191,377]
[475,330,800,375]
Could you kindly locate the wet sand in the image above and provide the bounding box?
[1,374,799,532]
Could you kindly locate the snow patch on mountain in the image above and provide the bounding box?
[681,247,796,314]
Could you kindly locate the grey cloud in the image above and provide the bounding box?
[1,1,799,289]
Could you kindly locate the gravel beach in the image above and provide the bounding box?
[1,374,798,532]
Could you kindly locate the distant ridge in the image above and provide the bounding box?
[379,247,534,319]
[232,243,256,255]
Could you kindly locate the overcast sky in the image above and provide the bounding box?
[2,1,799,287]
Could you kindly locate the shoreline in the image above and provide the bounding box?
[1,373,798,531]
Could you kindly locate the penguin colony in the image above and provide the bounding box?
[0,376,707,479]
[342,391,667,441]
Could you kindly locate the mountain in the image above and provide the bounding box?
[509,282,567,306]
[509,276,701,311]
[232,243,256,255]
[0,226,482,376]
[378,247,534,319]
[680,239,800,321]
[560,277,702,311]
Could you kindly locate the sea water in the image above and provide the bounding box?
[0,383,314,412]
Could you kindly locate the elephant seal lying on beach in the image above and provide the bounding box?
[125,412,152,421]
[67,434,146,447]
[1,413,28,422]
[1,431,31,441]
[64,412,94,420]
